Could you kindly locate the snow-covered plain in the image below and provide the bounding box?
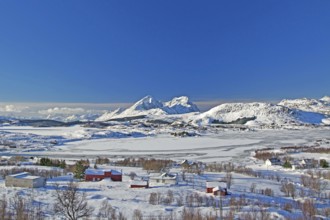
[0,125,329,219]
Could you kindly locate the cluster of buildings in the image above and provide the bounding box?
[3,158,230,197]
[265,157,327,170]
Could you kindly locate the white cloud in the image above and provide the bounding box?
[38,107,86,115]
[0,105,24,113]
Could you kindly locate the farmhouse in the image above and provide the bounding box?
[265,158,282,166]
[300,159,317,169]
[5,172,46,188]
[206,181,223,193]
[85,169,122,182]
[212,186,228,196]
[149,173,178,185]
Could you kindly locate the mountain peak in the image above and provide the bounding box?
[132,95,163,111]
[164,96,199,114]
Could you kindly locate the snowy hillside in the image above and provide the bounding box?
[320,96,330,102]
[278,97,330,115]
[95,108,122,122]
[192,102,326,127]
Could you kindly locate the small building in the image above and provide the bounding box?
[181,160,205,173]
[300,159,317,169]
[130,180,149,188]
[5,172,46,188]
[206,181,223,193]
[85,169,122,182]
[110,169,122,181]
[212,186,228,196]
[265,158,282,166]
[149,173,178,185]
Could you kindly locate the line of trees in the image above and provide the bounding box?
[116,158,173,172]
[38,157,66,169]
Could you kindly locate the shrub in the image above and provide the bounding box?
[320,159,329,168]
[283,161,292,169]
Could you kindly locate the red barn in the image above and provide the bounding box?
[85,169,122,182]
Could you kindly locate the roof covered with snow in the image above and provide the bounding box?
[8,172,42,180]
[85,169,121,175]
[85,169,105,175]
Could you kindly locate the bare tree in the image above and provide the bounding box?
[281,182,296,199]
[149,192,158,205]
[133,209,143,220]
[11,193,29,220]
[250,183,256,193]
[53,181,94,220]
[167,190,174,204]
[301,199,317,220]
[128,172,137,180]
[97,199,116,220]
[0,195,8,220]
[225,172,233,189]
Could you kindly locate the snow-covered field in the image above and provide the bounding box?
[0,125,329,219]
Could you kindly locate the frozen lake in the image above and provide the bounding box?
[2,126,326,163]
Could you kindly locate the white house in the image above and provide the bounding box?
[300,159,317,169]
[149,173,178,186]
[5,172,46,188]
[265,158,281,166]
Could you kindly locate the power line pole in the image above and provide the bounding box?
[219,189,223,220]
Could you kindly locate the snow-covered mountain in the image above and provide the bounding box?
[163,96,199,114]
[191,102,326,127]
[278,97,330,115]
[1,95,329,128]
[119,95,166,117]
[95,108,122,122]
[98,95,200,120]
[320,96,330,103]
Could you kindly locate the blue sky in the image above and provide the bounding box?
[0,0,329,103]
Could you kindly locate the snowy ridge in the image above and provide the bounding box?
[278,97,330,115]
[192,102,326,127]
[95,108,122,122]
[320,96,330,103]
[99,95,200,120]
[193,102,294,126]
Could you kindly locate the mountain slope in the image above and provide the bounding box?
[95,108,122,122]
[192,102,326,127]
[278,97,330,115]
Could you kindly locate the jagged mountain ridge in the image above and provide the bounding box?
[97,95,200,120]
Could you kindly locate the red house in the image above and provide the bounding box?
[213,186,228,196]
[85,169,122,182]
[206,181,220,193]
